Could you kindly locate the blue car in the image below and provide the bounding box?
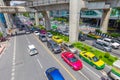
[45,67,65,80]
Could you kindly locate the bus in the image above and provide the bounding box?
[109,60,120,80]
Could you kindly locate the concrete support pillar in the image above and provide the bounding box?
[41,11,51,30]
[35,11,39,26]
[0,0,12,29]
[100,8,112,33]
[69,0,81,43]
[96,19,99,27]
[3,13,12,28]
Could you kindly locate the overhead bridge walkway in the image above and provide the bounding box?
[8,0,120,42]
[0,6,36,13]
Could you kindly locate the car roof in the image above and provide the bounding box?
[40,34,46,36]
[83,51,95,58]
[46,67,64,80]
[66,43,72,46]
[104,38,111,41]
[48,40,56,44]
[28,45,35,49]
[63,52,74,58]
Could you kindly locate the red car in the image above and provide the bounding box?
[40,29,46,34]
[61,52,83,71]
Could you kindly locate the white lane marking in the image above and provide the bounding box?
[26,35,43,68]
[12,68,15,72]
[36,58,43,68]
[83,64,101,78]
[11,36,16,80]
[33,35,77,80]
[78,71,89,80]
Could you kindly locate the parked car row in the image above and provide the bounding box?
[97,38,120,49]
[92,40,112,52]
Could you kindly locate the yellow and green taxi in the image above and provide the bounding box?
[79,51,105,70]
[52,36,63,44]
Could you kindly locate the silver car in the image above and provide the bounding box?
[46,32,53,38]
[92,41,112,52]
[61,43,78,54]
[39,34,47,42]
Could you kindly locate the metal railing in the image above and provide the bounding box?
[25,0,69,7]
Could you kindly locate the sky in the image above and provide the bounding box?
[10,1,26,6]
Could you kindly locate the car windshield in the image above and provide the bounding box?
[69,57,78,62]
[56,37,60,39]
[63,31,68,33]
[69,45,74,48]
[47,32,51,35]
[103,43,109,47]
[30,48,37,53]
[104,39,111,43]
[80,33,84,36]
[53,44,59,47]
[92,56,99,62]
[41,36,45,38]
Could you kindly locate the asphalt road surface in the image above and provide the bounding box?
[0,32,112,80]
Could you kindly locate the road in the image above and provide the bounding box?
[0,31,111,80]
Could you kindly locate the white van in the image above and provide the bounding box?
[28,45,38,56]
[109,60,120,80]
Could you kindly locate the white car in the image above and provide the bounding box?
[34,31,40,36]
[28,45,38,56]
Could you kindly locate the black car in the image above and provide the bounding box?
[78,32,86,41]
[47,40,61,54]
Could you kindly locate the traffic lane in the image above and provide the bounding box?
[34,34,111,80]
[43,38,111,80]
[27,34,79,80]
[54,51,104,80]
[84,39,120,57]
[14,34,45,80]
[43,37,106,80]
[0,37,14,80]
[30,34,103,80]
